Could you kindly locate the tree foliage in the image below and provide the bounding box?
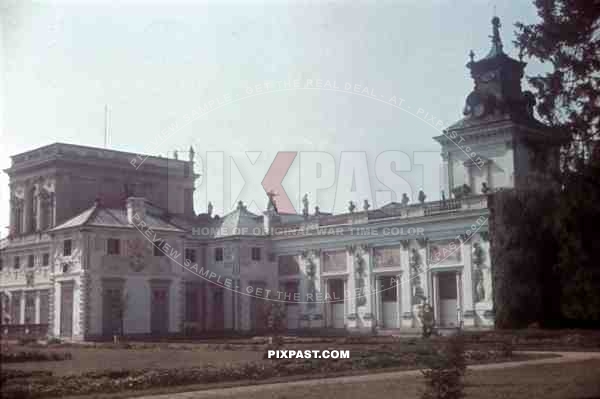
[490,0,600,328]
[552,155,600,322]
[490,182,561,328]
[515,0,600,161]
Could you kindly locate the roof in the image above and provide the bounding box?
[50,201,185,233]
[212,205,264,238]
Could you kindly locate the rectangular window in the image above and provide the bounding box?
[107,238,120,255]
[0,257,3,271]
[63,239,72,256]
[215,247,224,262]
[14,256,20,270]
[251,247,261,261]
[42,253,50,266]
[28,254,35,268]
[185,248,196,263]
[153,244,165,256]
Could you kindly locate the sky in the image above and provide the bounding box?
[0,0,545,237]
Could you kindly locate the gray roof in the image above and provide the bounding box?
[212,206,263,237]
[50,202,184,233]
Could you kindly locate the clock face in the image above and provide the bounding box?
[480,70,498,83]
[473,103,486,118]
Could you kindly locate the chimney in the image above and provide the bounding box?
[127,197,146,225]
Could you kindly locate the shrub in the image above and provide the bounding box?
[0,369,53,384]
[1,351,72,363]
[420,335,466,399]
[499,338,515,357]
[46,337,62,345]
[17,337,38,346]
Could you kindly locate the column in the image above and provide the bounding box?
[461,238,475,327]
[395,274,401,328]
[23,185,31,234]
[35,183,43,231]
[323,278,328,327]
[449,153,454,193]
[343,279,348,318]
[35,290,41,324]
[417,240,429,301]
[50,193,56,228]
[312,250,322,324]
[465,164,472,191]
[400,243,413,327]
[237,279,241,331]
[9,195,15,235]
[373,276,380,327]
[203,282,209,331]
[361,246,373,329]
[299,254,308,316]
[19,291,26,324]
[432,273,439,326]
[346,248,355,316]
[455,271,462,328]
[232,280,238,331]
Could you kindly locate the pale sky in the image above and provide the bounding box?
[0,0,544,237]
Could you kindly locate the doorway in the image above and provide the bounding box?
[327,279,345,328]
[380,276,399,328]
[60,282,74,337]
[437,272,458,327]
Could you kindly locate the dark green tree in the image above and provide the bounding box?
[515,0,600,162]
[495,1,600,326]
[490,182,561,328]
[552,155,600,323]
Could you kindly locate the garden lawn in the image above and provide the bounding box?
[1,346,262,376]
[127,359,600,399]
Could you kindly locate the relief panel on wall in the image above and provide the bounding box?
[373,246,400,268]
[429,240,462,266]
[322,250,346,273]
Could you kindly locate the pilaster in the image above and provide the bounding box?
[461,236,476,327]
[35,290,41,324]
[400,240,413,327]
[19,290,25,324]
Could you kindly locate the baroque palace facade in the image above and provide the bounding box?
[0,19,563,340]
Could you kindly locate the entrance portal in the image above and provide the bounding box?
[60,282,74,337]
[380,276,399,328]
[327,279,345,328]
[437,272,458,327]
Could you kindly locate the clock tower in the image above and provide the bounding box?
[463,16,531,120]
[435,17,567,197]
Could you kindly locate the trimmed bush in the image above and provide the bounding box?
[1,351,72,363]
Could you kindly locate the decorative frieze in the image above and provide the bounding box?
[429,239,462,266]
[373,246,400,268]
[322,250,346,273]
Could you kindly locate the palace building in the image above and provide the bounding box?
[0,18,564,340]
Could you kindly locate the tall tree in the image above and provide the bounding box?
[511,1,600,325]
[515,0,600,163]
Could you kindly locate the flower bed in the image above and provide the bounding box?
[0,344,535,399]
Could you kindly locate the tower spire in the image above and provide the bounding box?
[486,16,504,58]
